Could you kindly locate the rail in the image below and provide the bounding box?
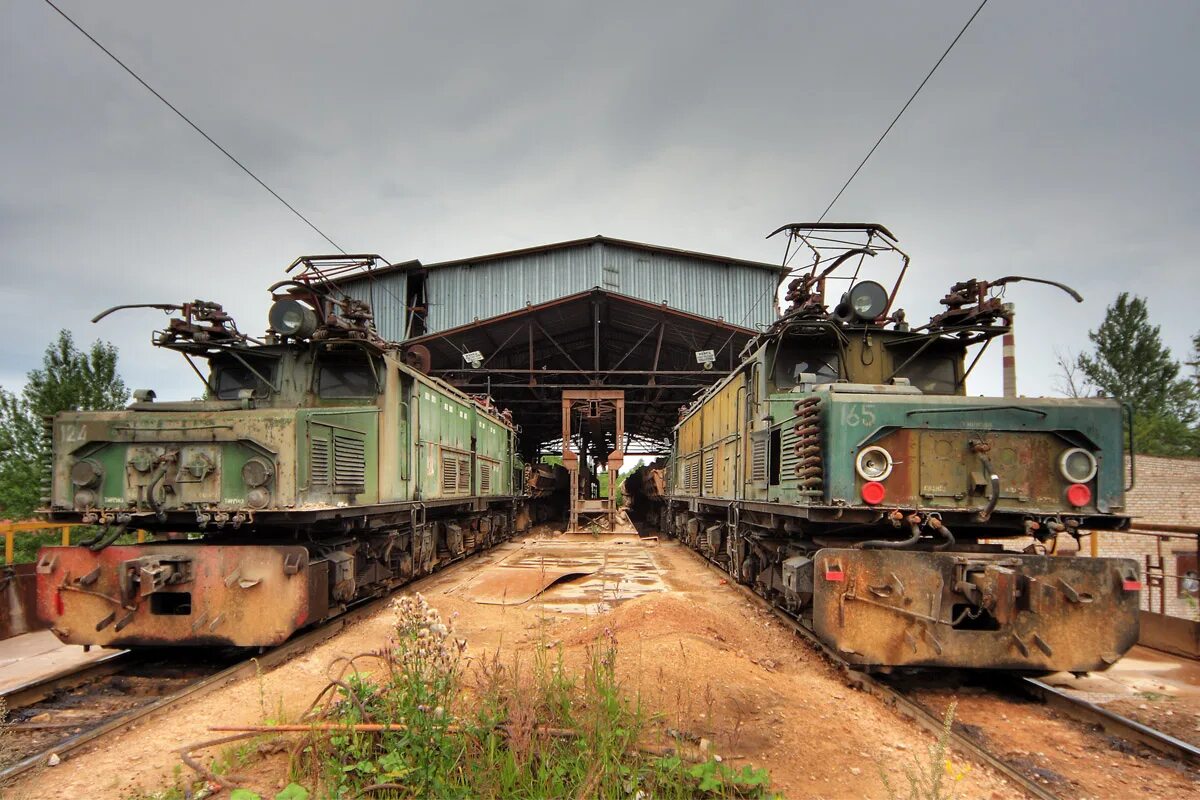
[680,539,1199,799]
[0,548,486,784]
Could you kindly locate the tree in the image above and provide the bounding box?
[0,330,128,520]
[1052,348,1089,398]
[1076,294,1199,456]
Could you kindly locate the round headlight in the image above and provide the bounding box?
[246,487,272,509]
[73,488,96,510]
[1059,448,1097,483]
[268,299,318,339]
[847,280,889,321]
[856,446,894,481]
[241,458,273,488]
[70,459,103,487]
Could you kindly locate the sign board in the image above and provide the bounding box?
[695,349,716,365]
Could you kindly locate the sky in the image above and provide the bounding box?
[2,0,1198,403]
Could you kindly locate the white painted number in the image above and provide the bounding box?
[840,404,876,428]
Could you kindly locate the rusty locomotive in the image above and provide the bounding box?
[645,224,1141,673]
[36,257,526,647]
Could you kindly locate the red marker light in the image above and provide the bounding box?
[1066,483,1091,508]
[1122,579,1142,592]
[824,568,845,582]
[861,481,886,505]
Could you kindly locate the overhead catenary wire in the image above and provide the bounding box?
[711,0,990,361]
[39,1,437,345]
[40,0,348,255]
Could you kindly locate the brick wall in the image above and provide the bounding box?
[980,455,1200,620]
[1094,455,1200,620]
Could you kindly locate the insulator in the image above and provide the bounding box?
[793,425,820,438]
[799,477,823,488]
[795,466,823,479]
[795,456,821,469]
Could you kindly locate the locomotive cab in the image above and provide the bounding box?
[665,223,1139,672]
[37,261,520,647]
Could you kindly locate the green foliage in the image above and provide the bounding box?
[1076,294,1193,417]
[1075,294,1199,456]
[289,594,774,799]
[0,330,128,519]
[226,786,308,800]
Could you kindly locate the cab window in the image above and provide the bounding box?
[895,355,957,394]
[775,347,840,387]
[211,356,276,400]
[316,354,379,399]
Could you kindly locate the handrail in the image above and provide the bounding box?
[0,521,147,565]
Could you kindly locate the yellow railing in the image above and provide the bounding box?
[0,521,146,565]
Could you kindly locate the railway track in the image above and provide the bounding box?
[0,552,485,785]
[675,538,1198,800]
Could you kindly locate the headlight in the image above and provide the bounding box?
[856,446,893,481]
[70,459,103,487]
[73,488,96,510]
[241,458,273,488]
[246,487,272,509]
[847,280,889,321]
[269,299,319,339]
[1059,448,1097,483]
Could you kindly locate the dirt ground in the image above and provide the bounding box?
[1044,645,1200,748]
[7,525,1184,799]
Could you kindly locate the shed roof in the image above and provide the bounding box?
[335,235,787,282]
[403,288,754,453]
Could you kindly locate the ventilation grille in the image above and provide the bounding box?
[311,438,330,486]
[703,453,715,494]
[333,434,366,489]
[480,462,492,494]
[750,437,768,484]
[441,454,458,493]
[440,453,472,494]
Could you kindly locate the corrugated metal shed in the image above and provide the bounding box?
[337,236,784,340]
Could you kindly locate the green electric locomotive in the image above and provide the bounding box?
[664,224,1140,672]
[36,257,522,647]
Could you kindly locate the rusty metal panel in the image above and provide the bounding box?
[36,544,313,648]
[0,564,47,640]
[1138,610,1200,659]
[811,548,1140,672]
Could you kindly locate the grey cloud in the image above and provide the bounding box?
[2,0,1198,404]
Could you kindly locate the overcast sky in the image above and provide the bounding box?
[2,0,1197,403]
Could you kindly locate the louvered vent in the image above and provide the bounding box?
[689,459,701,492]
[457,458,470,492]
[311,438,330,486]
[703,453,715,494]
[480,462,492,494]
[750,437,768,484]
[441,454,458,493]
[333,434,366,489]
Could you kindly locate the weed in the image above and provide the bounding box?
[284,593,776,799]
[878,701,970,800]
